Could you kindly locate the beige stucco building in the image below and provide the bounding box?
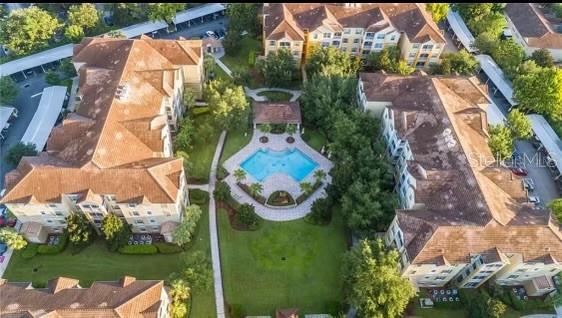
[1,36,205,243]
[262,3,446,68]
[358,72,562,295]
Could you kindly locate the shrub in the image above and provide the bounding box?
[20,243,39,259]
[213,180,231,202]
[189,189,208,205]
[296,181,322,204]
[266,191,295,206]
[154,242,184,254]
[237,182,266,204]
[228,304,246,318]
[216,165,229,180]
[191,106,210,116]
[37,233,68,255]
[118,244,158,255]
[235,203,261,230]
[305,197,332,225]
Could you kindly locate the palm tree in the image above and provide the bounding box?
[285,124,297,136]
[249,182,263,197]
[300,181,313,195]
[234,168,246,183]
[259,123,272,136]
[313,169,326,184]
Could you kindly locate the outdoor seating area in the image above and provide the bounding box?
[512,286,528,300]
[427,288,460,302]
[127,233,165,245]
[46,234,61,246]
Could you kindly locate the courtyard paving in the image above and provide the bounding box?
[222,130,333,221]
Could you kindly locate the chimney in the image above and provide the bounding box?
[120,276,136,287]
[417,164,427,180]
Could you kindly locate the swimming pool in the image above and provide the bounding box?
[240,148,319,182]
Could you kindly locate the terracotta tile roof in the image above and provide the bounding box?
[276,308,299,318]
[360,72,562,265]
[1,37,201,205]
[263,3,445,43]
[505,3,562,49]
[253,101,302,124]
[0,276,166,318]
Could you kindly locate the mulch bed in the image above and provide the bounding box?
[217,201,251,231]
[286,136,295,144]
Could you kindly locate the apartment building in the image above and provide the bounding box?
[505,3,562,62]
[0,36,204,243]
[0,276,170,317]
[262,3,446,68]
[357,72,562,296]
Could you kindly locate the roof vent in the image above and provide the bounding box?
[115,85,129,100]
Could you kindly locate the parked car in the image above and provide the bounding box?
[510,167,528,176]
[206,31,217,39]
[0,243,7,255]
[528,196,540,204]
[523,178,535,191]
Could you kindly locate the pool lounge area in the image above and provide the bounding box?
[240,148,319,182]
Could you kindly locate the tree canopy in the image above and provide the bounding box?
[431,50,479,75]
[488,124,513,161]
[530,48,555,68]
[507,109,533,140]
[68,3,100,31]
[64,24,84,42]
[226,3,260,37]
[259,49,297,88]
[343,239,416,318]
[426,3,449,23]
[491,39,526,79]
[172,205,202,246]
[514,67,562,121]
[0,7,61,55]
[147,3,185,23]
[550,198,562,223]
[0,228,28,250]
[0,76,19,105]
[204,78,250,130]
[5,142,37,166]
[306,46,361,77]
[66,213,94,247]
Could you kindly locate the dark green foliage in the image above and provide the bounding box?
[295,181,322,204]
[59,59,77,78]
[258,48,297,88]
[306,46,361,77]
[433,50,479,75]
[266,191,296,207]
[235,203,260,230]
[37,233,68,255]
[216,165,229,181]
[189,189,209,205]
[491,39,525,79]
[66,213,94,247]
[213,180,231,201]
[228,304,247,318]
[5,142,37,166]
[179,250,213,290]
[20,243,39,259]
[118,244,158,254]
[460,289,491,318]
[226,3,260,37]
[530,48,555,68]
[154,242,184,254]
[0,76,20,104]
[305,197,333,225]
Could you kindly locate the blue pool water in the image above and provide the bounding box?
[240,148,318,182]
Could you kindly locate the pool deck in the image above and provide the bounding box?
[222,130,333,221]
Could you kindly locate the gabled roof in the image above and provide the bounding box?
[505,3,562,49]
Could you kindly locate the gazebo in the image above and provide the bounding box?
[252,101,302,130]
[276,308,299,318]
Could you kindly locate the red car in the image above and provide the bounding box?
[510,167,528,176]
[0,217,16,227]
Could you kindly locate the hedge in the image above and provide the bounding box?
[190,189,209,205]
[118,244,158,255]
[20,243,39,259]
[37,233,68,255]
[154,242,184,254]
[192,106,210,116]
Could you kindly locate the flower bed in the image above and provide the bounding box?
[266,191,296,207]
[237,182,266,204]
[296,181,323,204]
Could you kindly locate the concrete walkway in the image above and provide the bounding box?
[208,130,227,318]
[244,87,302,102]
[187,183,209,191]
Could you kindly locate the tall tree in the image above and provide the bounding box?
[425,3,449,23]
[204,78,249,130]
[226,4,259,36]
[5,142,37,166]
[306,46,361,77]
[172,205,202,246]
[474,32,499,55]
[514,67,562,121]
[0,228,28,250]
[0,76,19,104]
[433,50,479,75]
[249,183,263,197]
[68,3,100,31]
[549,198,562,223]
[468,12,506,38]
[109,3,146,26]
[66,213,94,247]
[530,48,555,68]
[0,7,61,55]
[259,48,297,88]
[343,239,416,318]
[101,213,124,241]
[64,24,84,42]
[492,39,526,79]
[234,168,246,183]
[169,278,191,318]
[488,124,513,161]
[147,3,185,23]
[507,109,533,140]
[368,46,399,72]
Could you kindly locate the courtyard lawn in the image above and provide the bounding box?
[218,209,347,315]
[257,91,293,102]
[188,112,222,183]
[220,128,252,165]
[220,37,261,73]
[301,127,328,152]
[4,200,215,318]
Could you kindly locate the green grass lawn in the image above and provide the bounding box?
[221,37,262,73]
[4,200,216,318]
[257,91,293,102]
[301,127,328,152]
[218,210,347,315]
[220,128,252,165]
[188,113,222,183]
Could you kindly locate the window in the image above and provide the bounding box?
[435,276,446,280]
[409,52,416,58]
[322,42,329,48]
[441,269,453,274]
[55,211,63,216]
[150,219,156,223]
[374,43,383,49]
[362,49,371,55]
[293,51,299,56]
[351,47,358,53]
[341,47,347,52]
[365,32,374,38]
[342,38,349,44]
[139,227,146,232]
[269,40,275,46]
[376,34,385,39]
[364,41,373,47]
[313,33,318,39]
[472,275,487,280]
[323,33,331,39]
[48,204,57,208]
[147,211,152,215]
[47,220,53,223]
[135,220,144,224]
[390,35,396,41]
[344,29,351,34]
[412,43,420,48]
[355,29,362,35]
[419,53,429,58]
[465,282,479,288]
[422,44,433,50]
[152,226,159,231]
[59,220,66,224]
[128,203,137,208]
[507,274,519,279]
[332,40,340,46]
[40,211,46,215]
[334,32,342,38]
[279,42,290,48]
[132,211,140,216]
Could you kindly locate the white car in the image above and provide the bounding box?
[206,31,217,38]
[528,196,540,204]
